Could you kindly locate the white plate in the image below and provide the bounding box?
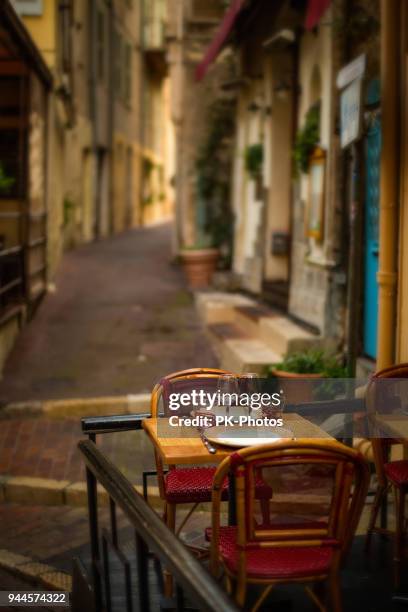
[206,426,294,448]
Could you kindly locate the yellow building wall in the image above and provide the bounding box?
[19,0,56,68]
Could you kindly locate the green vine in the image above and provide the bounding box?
[244,143,263,179]
[293,105,320,175]
[0,163,15,195]
[195,98,235,265]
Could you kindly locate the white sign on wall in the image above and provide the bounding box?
[340,78,363,149]
[337,54,366,90]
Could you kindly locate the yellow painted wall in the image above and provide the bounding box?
[19,0,56,69]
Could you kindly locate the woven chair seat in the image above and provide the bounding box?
[165,467,228,503]
[384,460,408,487]
[207,526,334,579]
[164,467,273,504]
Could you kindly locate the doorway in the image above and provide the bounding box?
[362,80,381,360]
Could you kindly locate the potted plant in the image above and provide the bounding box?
[192,99,235,273]
[179,234,219,289]
[267,348,347,403]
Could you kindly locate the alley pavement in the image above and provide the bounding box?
[0,222,217,403]
[0,222,218,591]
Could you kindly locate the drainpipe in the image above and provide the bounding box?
[376,0,400,370]
[138,0,146,226]
[107,0,114,235]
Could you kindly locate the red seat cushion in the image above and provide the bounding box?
[385,460,408,486]
[164,468,273,504]
[206,526,334,579]
[165,467,228,503]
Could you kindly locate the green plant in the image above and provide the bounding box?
[195,98,236,266]
[332,4,380,42]
[181,233,214,250]
[0,163,15,195]
[293,105,320,175]
[269,348,347,378]
[244,143,263,179]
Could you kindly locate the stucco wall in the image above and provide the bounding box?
[288,7,337,334]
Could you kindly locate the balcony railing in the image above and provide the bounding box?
[76,415,239,612]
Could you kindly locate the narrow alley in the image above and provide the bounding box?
[0,222,217,404]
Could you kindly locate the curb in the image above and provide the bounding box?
[1,393,151,419]
[0,475,163,509]
[0,549,72,592]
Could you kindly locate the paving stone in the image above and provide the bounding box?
[38,570,72,591]
[5,477,70,505]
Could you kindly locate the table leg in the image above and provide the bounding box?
[228,470,236,526]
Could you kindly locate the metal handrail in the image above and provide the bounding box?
[81,413,149,435]
[78,439,238,612]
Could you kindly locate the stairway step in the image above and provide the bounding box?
[195,292,255,325]
[208,321,282,373]
[259,316,321,355]
[208,322,249,341]
[234,304,278,337]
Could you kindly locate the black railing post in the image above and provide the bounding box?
[135,531,150,611]
[86,465,103,611]
[102,533,112,612]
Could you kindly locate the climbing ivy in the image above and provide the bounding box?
[293,104,320,175]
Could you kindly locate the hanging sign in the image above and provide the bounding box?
[338,55,366,149]
[340,78,363,149]
[337,54,366,90]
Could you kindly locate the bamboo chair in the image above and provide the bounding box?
[151,368,232,541]
[150,368,272,539]
[209,439,369,612]
[365,363,408,587]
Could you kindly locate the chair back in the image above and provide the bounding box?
[150,368,235,499]
[151,368,234,418]
[366,363,408,486]
[210,440,369,575]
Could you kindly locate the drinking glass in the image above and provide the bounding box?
[240,373,260,416]
[217,374,239,416]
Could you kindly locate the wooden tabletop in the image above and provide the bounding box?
[142,413,332,465]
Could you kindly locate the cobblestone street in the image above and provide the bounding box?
[0,222,217,403]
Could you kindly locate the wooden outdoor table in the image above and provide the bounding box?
[142,413,332,467]
[143,412,332,525]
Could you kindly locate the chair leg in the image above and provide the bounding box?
[328,573,342,612]
[235,579,247,609]
[393,486,405,589]
[235,563,247,609]
[164,503,176,597]
[365,484,387,552]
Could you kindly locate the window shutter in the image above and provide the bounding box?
[11,0,43,16]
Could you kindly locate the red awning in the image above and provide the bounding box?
[195,0,246,82]
[305,0,331,30]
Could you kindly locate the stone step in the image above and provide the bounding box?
[259,315,321,356]
[233,304,278,338]
[208,323,282,374]
[198,291,323,364]
[195,292,255,325]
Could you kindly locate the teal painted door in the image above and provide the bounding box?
[363,82,381,359]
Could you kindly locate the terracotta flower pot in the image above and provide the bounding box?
[270,368,323,404]
[179,248,219,289]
